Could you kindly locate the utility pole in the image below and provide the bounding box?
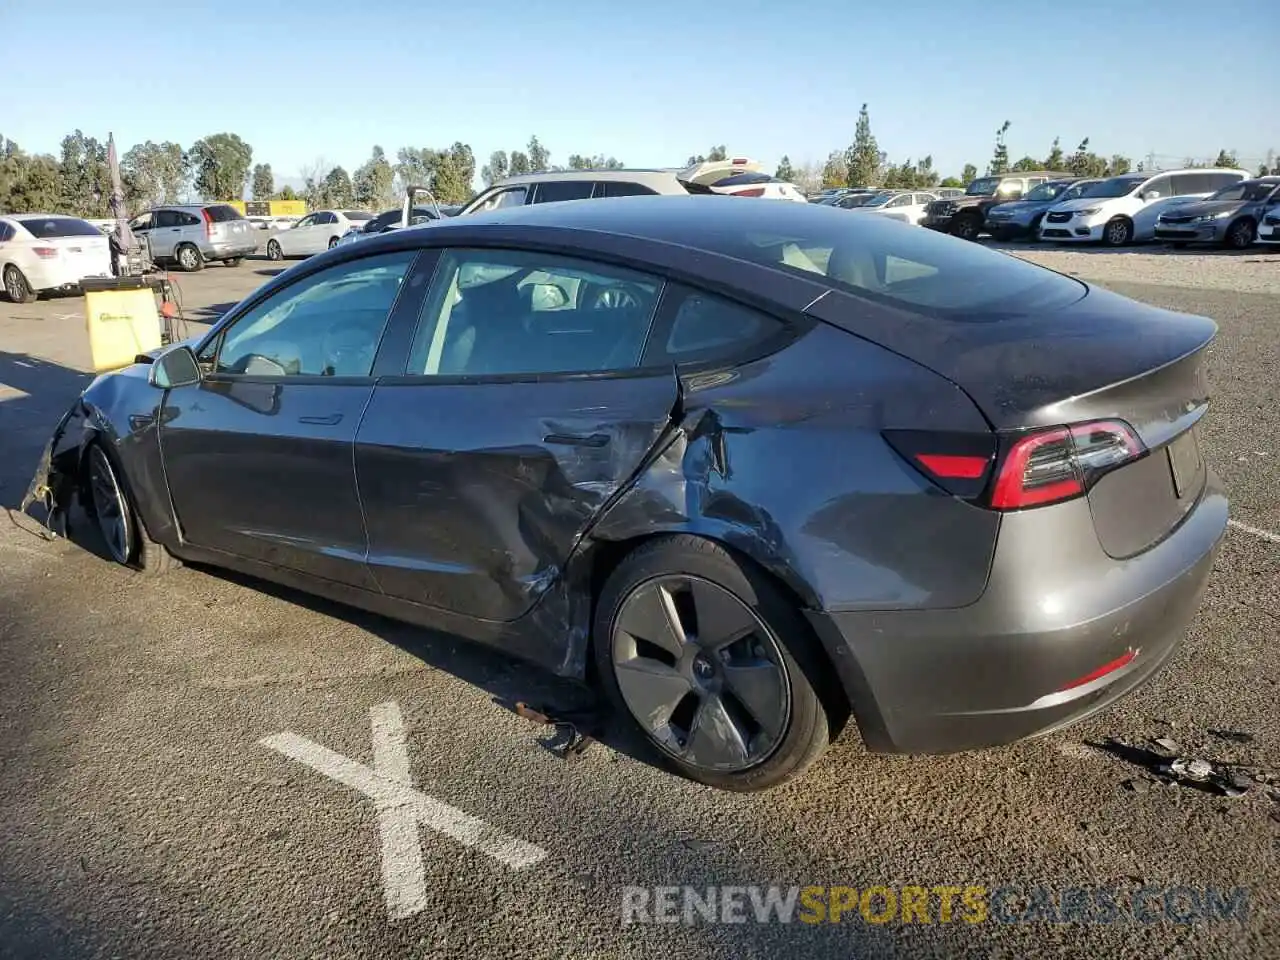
[1145,151,1157,172]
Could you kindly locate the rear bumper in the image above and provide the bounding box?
[205,240,259,260]
[806,469,1228,754]
[24,259,112,291]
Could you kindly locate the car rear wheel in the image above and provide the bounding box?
[266,239,283,261]
[1224,218,1255,250]
[176,243,204,272]
[83,443,178,576]
[950,214,981,241]
[1102,217,1133,246]
[594,535,831,792]
[3,264,36,303]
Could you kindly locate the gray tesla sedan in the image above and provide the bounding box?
[23,196,1228,792]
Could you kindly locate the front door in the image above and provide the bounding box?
[160,249,420,587]
[355,245,677,621]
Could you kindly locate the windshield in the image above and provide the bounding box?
[1209,181,1279,202]
[18,216,103,238]
[965,178,1000,196]
[861,193,894,207]
[344,211,373,221]
[1024,182,1071,202]
[1081,176,1145,199]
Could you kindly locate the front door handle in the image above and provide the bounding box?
[299,413,343,426]
[544,432,610,448]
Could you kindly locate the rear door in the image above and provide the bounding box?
[354,245,677,621]
[160,250,421,587]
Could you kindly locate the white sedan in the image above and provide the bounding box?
[1,214,112,303]
[848,191,939,225]
[263,209,373,260]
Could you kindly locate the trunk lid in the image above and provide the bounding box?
[807,282,1217,557]
[41,234,111,280]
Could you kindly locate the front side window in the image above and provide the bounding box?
[214,251,415,378]
[1080,176,1145,199]
[294,214,317,229]
[885,195,911,208]
[407,248,662,377]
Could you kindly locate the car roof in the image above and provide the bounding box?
[976,170,1072,179]
[495,169,682,186]
[9,212,87,221]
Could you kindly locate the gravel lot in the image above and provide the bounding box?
[0,248,1277,959]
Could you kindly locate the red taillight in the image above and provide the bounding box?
[915,454,990,479]
[990,419,1143,510]
[882,429,997,499]
[730,188,766,197]
[201,208,215,237]
[32,246,59,259]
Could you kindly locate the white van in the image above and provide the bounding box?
[1038,168,1249,246]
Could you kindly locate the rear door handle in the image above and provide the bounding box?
[544,432,610,448]
[299,413,343,426]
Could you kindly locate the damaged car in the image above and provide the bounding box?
[22,196,1229,792]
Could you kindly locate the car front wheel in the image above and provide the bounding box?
[266,239,283,261]
[950,214,981,241]
[83,443,178,575]
[176,243,204,272]
[594,535,833,792]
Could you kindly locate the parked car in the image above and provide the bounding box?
[984,178,1098,241]
[129,204,259,271]
[1154,176,1280,249]
[932,187,966,199]
[0,214,112,303]
[831,191,886,209]
[334,206,441,248]
[1038,168,1249,246]
[264,210,373,260]
[1259,202,1280,246]
[922,171,1071,240]
[27,196,1226,792]
[847,190,939,224]
[454,168,723,217]
[707,172,808,202]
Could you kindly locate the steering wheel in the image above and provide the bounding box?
[591,284,641,311]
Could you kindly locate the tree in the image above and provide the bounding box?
[1069,138,1108,178]
[353,146,395,210]
[821,150,848,189]
[685,146,727,165]
[481,150,509,186]
[1108,155,1132,175]
[988,121,1011,175]
[914,155,938,187]
[844,104,882,187]
[527,135,550,173]
[775,155,795,181]
[188,132,253,201]
[276,185,299,201]
[961,163,978,184]
[251,163,274,201]
[1213,149,1239,168]
[58,130,111,216]
[567,153,623,170]
[791,161,823,196]
[121,140,187,208]
[939,176,963,188]
[430,142,476,204]
[1010,155,1040,173]
[509,150,531,176]
[299,157,331,209]
[0,138,61,214]
[1045,137,1065,171]
[321,165,353,206]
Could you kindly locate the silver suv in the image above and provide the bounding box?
[458,167,721,215]
[129,203,259,271]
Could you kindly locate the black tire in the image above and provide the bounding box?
[328,236,340,249]
[593,534,832,792]
[1028,214,1045,240]
[81,442,179,577]
[950,214,981,241]
[266,239,283,261]
[991,228,1014,243]
[223,257,243,267]
[1224,218,1255,250]
[176,243,204,272]
[1102,217,1133,247]
[3,264,37,303]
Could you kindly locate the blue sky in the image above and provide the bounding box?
[6,0,1278,186]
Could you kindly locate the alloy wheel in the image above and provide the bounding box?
[1227,221,1253,249]
[88,446,132,565]
[267,240,282,261]
[1105,220,1130,246]
[610,575,791,772]
[178,246,199,270]
[4,266,26,302]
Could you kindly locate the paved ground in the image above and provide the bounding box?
[0,249,1277,959]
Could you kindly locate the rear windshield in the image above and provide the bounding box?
[344,211,373,221]
[17,217,103,238]
[203,204,245,222]
[717,212,1086,317]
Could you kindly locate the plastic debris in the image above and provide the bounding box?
[513,701,596,761]
[1152,737,1181,755]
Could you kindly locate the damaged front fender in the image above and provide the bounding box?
[17,400,86,539]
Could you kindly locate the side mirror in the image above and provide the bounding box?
[149,345,202,389]
[1143,190,1161,201]
[530,282,569,310]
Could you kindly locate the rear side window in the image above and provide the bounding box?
[1170,173,1212,195]
[716,213,1085,317]
[180,212,202,226]
[600,181,659,198]
[532,181,594,204]
[203,204,244,222]
[643,285,789,367]
[0,223,15,242]
[17,216,103,238]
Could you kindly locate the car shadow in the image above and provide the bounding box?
[254,268,288,278]
[189,300,240,323]
[0,351,93,511]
